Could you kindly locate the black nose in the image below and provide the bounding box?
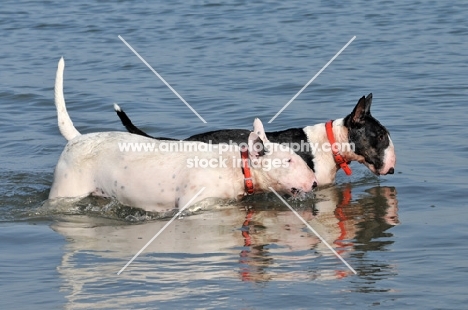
[387,167,394,174]
[312,181,318,189]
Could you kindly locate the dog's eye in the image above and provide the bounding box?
[287,158,292,163]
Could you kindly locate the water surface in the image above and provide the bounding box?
[1,0,468,309]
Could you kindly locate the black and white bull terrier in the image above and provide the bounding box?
[49,58,318,212]
[115,96,396,185]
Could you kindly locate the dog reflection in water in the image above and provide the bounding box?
[50,185,398,297]
[237,185,399,281]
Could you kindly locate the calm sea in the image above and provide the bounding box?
[1,0,468,309]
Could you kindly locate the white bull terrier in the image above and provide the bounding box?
[49,58,318,212]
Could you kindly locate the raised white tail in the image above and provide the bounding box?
[54,57,80,141]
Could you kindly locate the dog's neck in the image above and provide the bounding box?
[303,118,365,184]
[224,149,270,198]
[245,156,273,194]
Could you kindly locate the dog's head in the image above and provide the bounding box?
[247,118,318,195]
[344,94,396,176]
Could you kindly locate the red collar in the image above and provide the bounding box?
[240,147,255,195]
[325,120,352,176]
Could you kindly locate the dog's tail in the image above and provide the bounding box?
[55,57,81,141]
[113,104,156,139]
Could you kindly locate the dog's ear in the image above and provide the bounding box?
[248,132,266,159]
[252,118,269,143]
[349,94,372,124]
[364,93,373,114]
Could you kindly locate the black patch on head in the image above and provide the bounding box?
[343,93,390,170]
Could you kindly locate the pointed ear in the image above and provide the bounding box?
[350,95,372,124]
[248,132,266,159]
[252,118,269,143]
[365,93,373,114]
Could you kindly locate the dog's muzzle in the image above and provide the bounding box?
[312,181,318,189]
[291,181,317,196]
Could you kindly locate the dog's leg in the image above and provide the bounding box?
[49,159,94,199]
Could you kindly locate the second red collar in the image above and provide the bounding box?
[325,120,352,176]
